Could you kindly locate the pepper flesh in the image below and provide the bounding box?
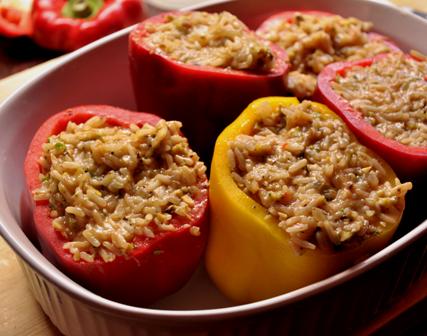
[24,105,208,306]
[315,54,427,178]
[206,97,405,304]
[0,0,33,37]
[129,11,289,161]
[31,0,144,51]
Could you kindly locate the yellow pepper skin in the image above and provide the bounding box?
[206,97,405,304]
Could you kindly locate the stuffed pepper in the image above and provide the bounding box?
[129,11,289,160]
[257,11,399,98]
[24,105,208,306]
[316,52,427,178]
[206,97,411,303]
[31,0,144,51]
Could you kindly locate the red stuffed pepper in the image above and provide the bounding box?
[256,10,400,98]
[24,105,208,306]
[129,11,289,160]
[31,0,144,51]
[0,0,33,37]
[316,52,427,178]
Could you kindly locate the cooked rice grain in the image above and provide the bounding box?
[144,11,274,72]
[33,116,207,262]
[258,12,392,97]
[332,52,427,147]
[229,101,411,253]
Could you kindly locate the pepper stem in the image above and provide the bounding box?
[62,0,104,19]
[72,0,92,18]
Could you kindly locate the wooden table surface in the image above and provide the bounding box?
[0,58,64,336]
[0,1,426,335]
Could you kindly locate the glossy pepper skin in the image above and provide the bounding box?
[0,0,33,37]
[31,0,144,51]
[24,105,209,306]
[315,54,427,179]
[206,97,405,304]
[256,10,400,52]
[129,12,289,161]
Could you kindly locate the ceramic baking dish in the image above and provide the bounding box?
[0,0,426,334]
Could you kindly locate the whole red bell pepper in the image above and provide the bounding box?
[0,0,33,37]
[31,0,144,51]
[129,11,289,161]
[24,105,209,306]
[315,53,427,179]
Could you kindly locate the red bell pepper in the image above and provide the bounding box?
[24,105,209,306]
[31,0,144,51]
[0,0,33,37]
[315,53,427,179]
[129,11,289,160]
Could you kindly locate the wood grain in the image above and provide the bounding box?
[0,238,62,335]
[0,57,63,336]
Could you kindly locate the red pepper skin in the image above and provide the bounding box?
[0,4,33,37]
[315,54,427,178]
[24,105,209,306]
[129,12,289,160]
[31,0,144,51]
[256,10,401,53]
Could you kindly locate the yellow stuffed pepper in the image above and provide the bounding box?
[206,97,412,304]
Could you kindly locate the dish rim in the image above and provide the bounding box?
[0,0,426,322]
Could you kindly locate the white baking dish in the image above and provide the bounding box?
[0,0,426,334]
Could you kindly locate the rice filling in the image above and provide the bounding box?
[33,116,207,263]
[228,101,411,253]
[332,52,427,147]
[258,13,392,97]
[144,11,274,72]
